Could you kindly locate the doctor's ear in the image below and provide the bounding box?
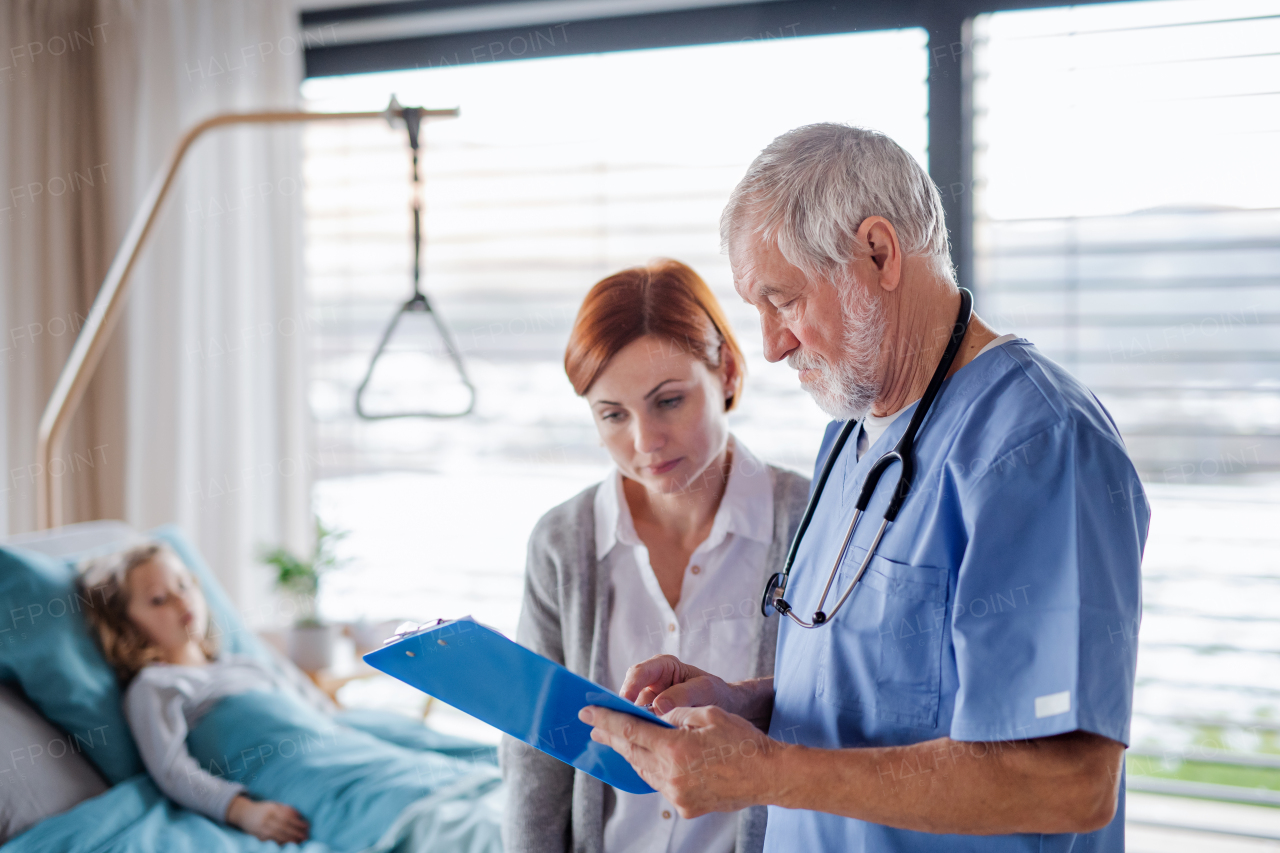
[856,216,903,291]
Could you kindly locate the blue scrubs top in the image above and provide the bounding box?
[765,340,1149,853]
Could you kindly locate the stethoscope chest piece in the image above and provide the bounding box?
[761,571,832,623]
[761,572,786,618]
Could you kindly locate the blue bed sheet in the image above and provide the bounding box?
[2,704,503,853]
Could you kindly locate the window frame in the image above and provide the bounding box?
[299,0,1148,296]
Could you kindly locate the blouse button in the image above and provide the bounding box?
[662,810,672,819]
[667,623,676,633]
[690,565,701,575]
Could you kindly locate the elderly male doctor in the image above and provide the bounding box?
[579,124,1149,851]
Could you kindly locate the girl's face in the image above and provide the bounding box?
[125,554,209,655]
[586,334,735,497]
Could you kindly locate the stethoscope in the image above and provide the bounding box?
[761,288,973,628]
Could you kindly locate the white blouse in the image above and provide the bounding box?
[596,435,773,853]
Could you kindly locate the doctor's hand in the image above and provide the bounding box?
[580,703,787,818]
[621,654,775,730]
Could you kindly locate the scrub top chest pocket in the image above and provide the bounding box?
[815,551,948,730]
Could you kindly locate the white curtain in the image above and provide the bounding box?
[0,0,311,620]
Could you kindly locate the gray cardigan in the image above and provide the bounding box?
[500,463,811,853]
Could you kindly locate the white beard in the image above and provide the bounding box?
[788,283,886,421]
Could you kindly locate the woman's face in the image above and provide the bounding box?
[586,334,735,497]
[125,554,209,655]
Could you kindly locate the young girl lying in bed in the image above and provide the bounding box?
[80,541,502,851]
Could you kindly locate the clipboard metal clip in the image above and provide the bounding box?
[385,619,448,644]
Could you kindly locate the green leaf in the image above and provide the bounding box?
[260,516,349,623]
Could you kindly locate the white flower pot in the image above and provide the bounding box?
[288,623,335,672]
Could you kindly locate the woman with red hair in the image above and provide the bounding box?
[501,259,810,853]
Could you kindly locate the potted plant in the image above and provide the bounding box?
[262,518,348,672]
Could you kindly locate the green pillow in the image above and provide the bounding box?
[0,525,272,784]
[0,545,141,783]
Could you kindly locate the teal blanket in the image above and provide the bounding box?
[2,701,503,853]
[1,775,331,853]
[186,692,501,852]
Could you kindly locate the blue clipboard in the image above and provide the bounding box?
[363,617,672,795]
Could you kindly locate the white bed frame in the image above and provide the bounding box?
[1,519,139,558]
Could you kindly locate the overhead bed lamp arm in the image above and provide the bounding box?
[34,100,459,530]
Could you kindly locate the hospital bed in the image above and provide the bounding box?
[0,521,502,852]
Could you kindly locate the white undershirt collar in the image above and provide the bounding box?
[858,333,1019,458]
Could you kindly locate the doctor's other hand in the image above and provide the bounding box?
[581,703,783,818]
[621,654,726,713]
[621,654,775,730]
[226,794,310,844]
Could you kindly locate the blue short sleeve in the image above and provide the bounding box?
[949,419,1148,745]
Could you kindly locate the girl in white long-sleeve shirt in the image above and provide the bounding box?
[80,542,318,845]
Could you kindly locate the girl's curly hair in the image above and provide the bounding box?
[78,542,218,683]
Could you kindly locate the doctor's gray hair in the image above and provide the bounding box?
[721,123,954,285]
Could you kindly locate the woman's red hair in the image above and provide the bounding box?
[564,259,746,410]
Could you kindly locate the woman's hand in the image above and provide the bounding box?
[226,794,310,844]
[620,654,774,729]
